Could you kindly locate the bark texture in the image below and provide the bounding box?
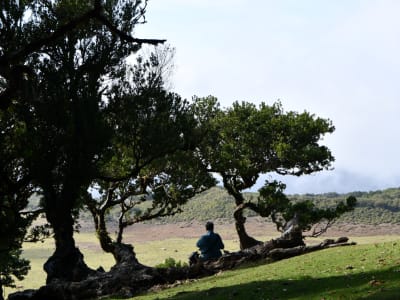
[233,210,262,249]
[224,180,263,250]
[44,197,96,284]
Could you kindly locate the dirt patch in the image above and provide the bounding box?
[327,222,400,236]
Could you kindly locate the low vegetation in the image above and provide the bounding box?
[155,258,188,269]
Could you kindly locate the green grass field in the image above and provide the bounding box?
[131,241,400,300]
[5,234,400,299]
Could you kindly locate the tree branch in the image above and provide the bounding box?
[0,0,166,110]
[94,12,165,46]
[96,145,187,183]
[1,8,98,66]
[305,219,336,238]
[123,206,181,227]
[19,207,45,216]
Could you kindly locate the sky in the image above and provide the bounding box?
[135,0,400,194]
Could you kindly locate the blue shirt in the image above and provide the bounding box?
[196,231,224,260]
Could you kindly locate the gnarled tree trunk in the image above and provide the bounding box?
[234,206,262,249]
[89,202,145,268]
[223,178,262,250]
[279,214,304,248]
[44,192,95,284]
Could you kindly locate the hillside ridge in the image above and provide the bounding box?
[30,186,400,225]
[132,186,400,225]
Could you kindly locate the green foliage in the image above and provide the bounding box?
[199,100,335,191]
[257,180,290,219]
[155,257,188,269]
[0,249,30,289]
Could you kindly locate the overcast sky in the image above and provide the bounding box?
[135,0,400,194]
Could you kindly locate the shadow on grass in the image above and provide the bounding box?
[164,266,400,300]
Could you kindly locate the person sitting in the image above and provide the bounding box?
[196,221,225,261]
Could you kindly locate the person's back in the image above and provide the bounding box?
[196,222,224,261]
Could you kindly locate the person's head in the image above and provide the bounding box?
[205,221,214,232]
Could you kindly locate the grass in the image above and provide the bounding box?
[4,234,400,299]
[4,232,247,297]
[130,241,400,300]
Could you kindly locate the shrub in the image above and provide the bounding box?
[156,257,188,269]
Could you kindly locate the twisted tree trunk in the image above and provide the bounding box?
[44,207,95,284]
[43,189,95,284]
[89,200,145,267]
[223,178,262,249]
[233,205,262,249]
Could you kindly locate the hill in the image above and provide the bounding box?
[144,186,400,225]
[31,186,400,226]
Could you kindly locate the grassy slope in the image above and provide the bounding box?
[131,241,400,300]
[7,186,400,298]
[5,235,400,298]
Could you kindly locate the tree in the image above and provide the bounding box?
[198,100,356,249]
[0,0,164,285]
[85,52,215,264]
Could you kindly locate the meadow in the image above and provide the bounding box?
[5,227,400,299]
[130,240,400,300]
[5,231,267,296]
